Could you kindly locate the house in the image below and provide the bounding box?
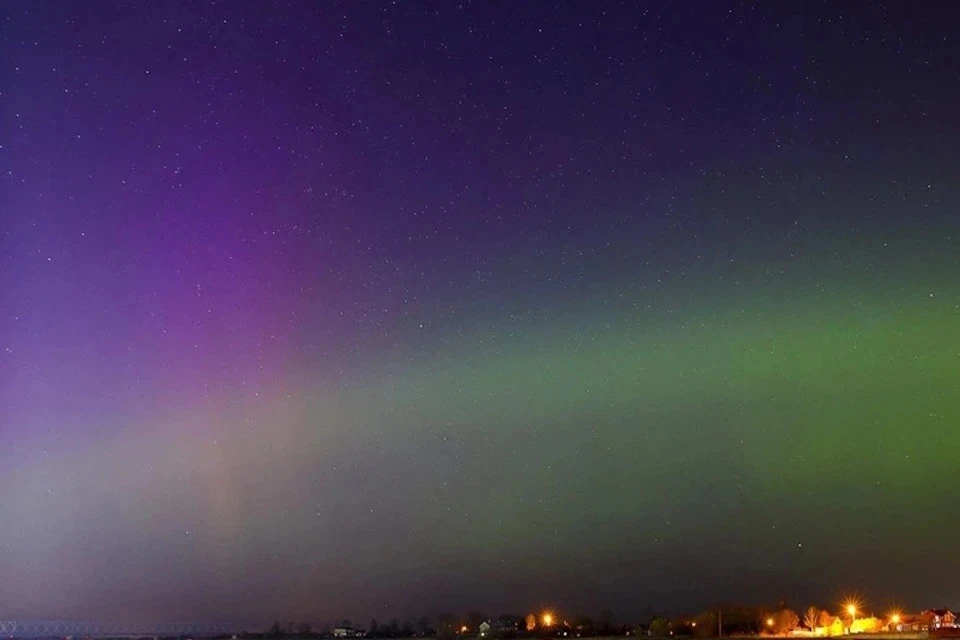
[850,617,882,634]
[813,616,845,637]
[489,616,522,635]
[923,611,958,629]
[894,614,923,632]
[479,622,492,637]
[890,611,956,632]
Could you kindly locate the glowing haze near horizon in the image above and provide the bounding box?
[2,0,960,627]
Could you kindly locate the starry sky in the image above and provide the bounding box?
[2,0,960,627]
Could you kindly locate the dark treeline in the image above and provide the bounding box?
[253,601,834,639]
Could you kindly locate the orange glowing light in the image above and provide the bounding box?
[847,605,857,616]
[767,618,774,627]
[891,614,901,625]
[543,614,554,627]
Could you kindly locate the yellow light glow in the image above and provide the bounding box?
[847,605,857,616]
[891,614,901,625]
[543,614,553,627]
[461,627,469,633]
[767,618,774,627]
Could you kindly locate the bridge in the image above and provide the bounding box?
[0,621,235,638]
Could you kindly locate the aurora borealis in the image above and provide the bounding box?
[2,0,960,627]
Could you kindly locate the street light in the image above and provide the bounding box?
[846,604,857,633]
[891,615,901,625]
[543,615,553,628]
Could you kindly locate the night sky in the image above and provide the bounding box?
[2,0,960,627]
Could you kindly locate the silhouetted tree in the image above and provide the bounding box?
[370,620,379,637]
[772,610,799,636]
[437,615,456,640]
[715,604,761,635]
[693,612,716,638]
[638,608,654,628]
[297,623,312,636]
[804,607,824,633]
[437,615,455,630]
[649,618,670,637]
[598,610,616,635]
[571,616,594,635]
[672,620,693,637]
[416,617,432,636]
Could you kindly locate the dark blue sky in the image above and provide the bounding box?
[2,0,959,626]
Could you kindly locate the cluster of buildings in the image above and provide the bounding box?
[328,609,960,639]
[803,609,958,636]
[893,610,958,633]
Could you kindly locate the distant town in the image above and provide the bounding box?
[2,603,957,640]
[255,603,960,640]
